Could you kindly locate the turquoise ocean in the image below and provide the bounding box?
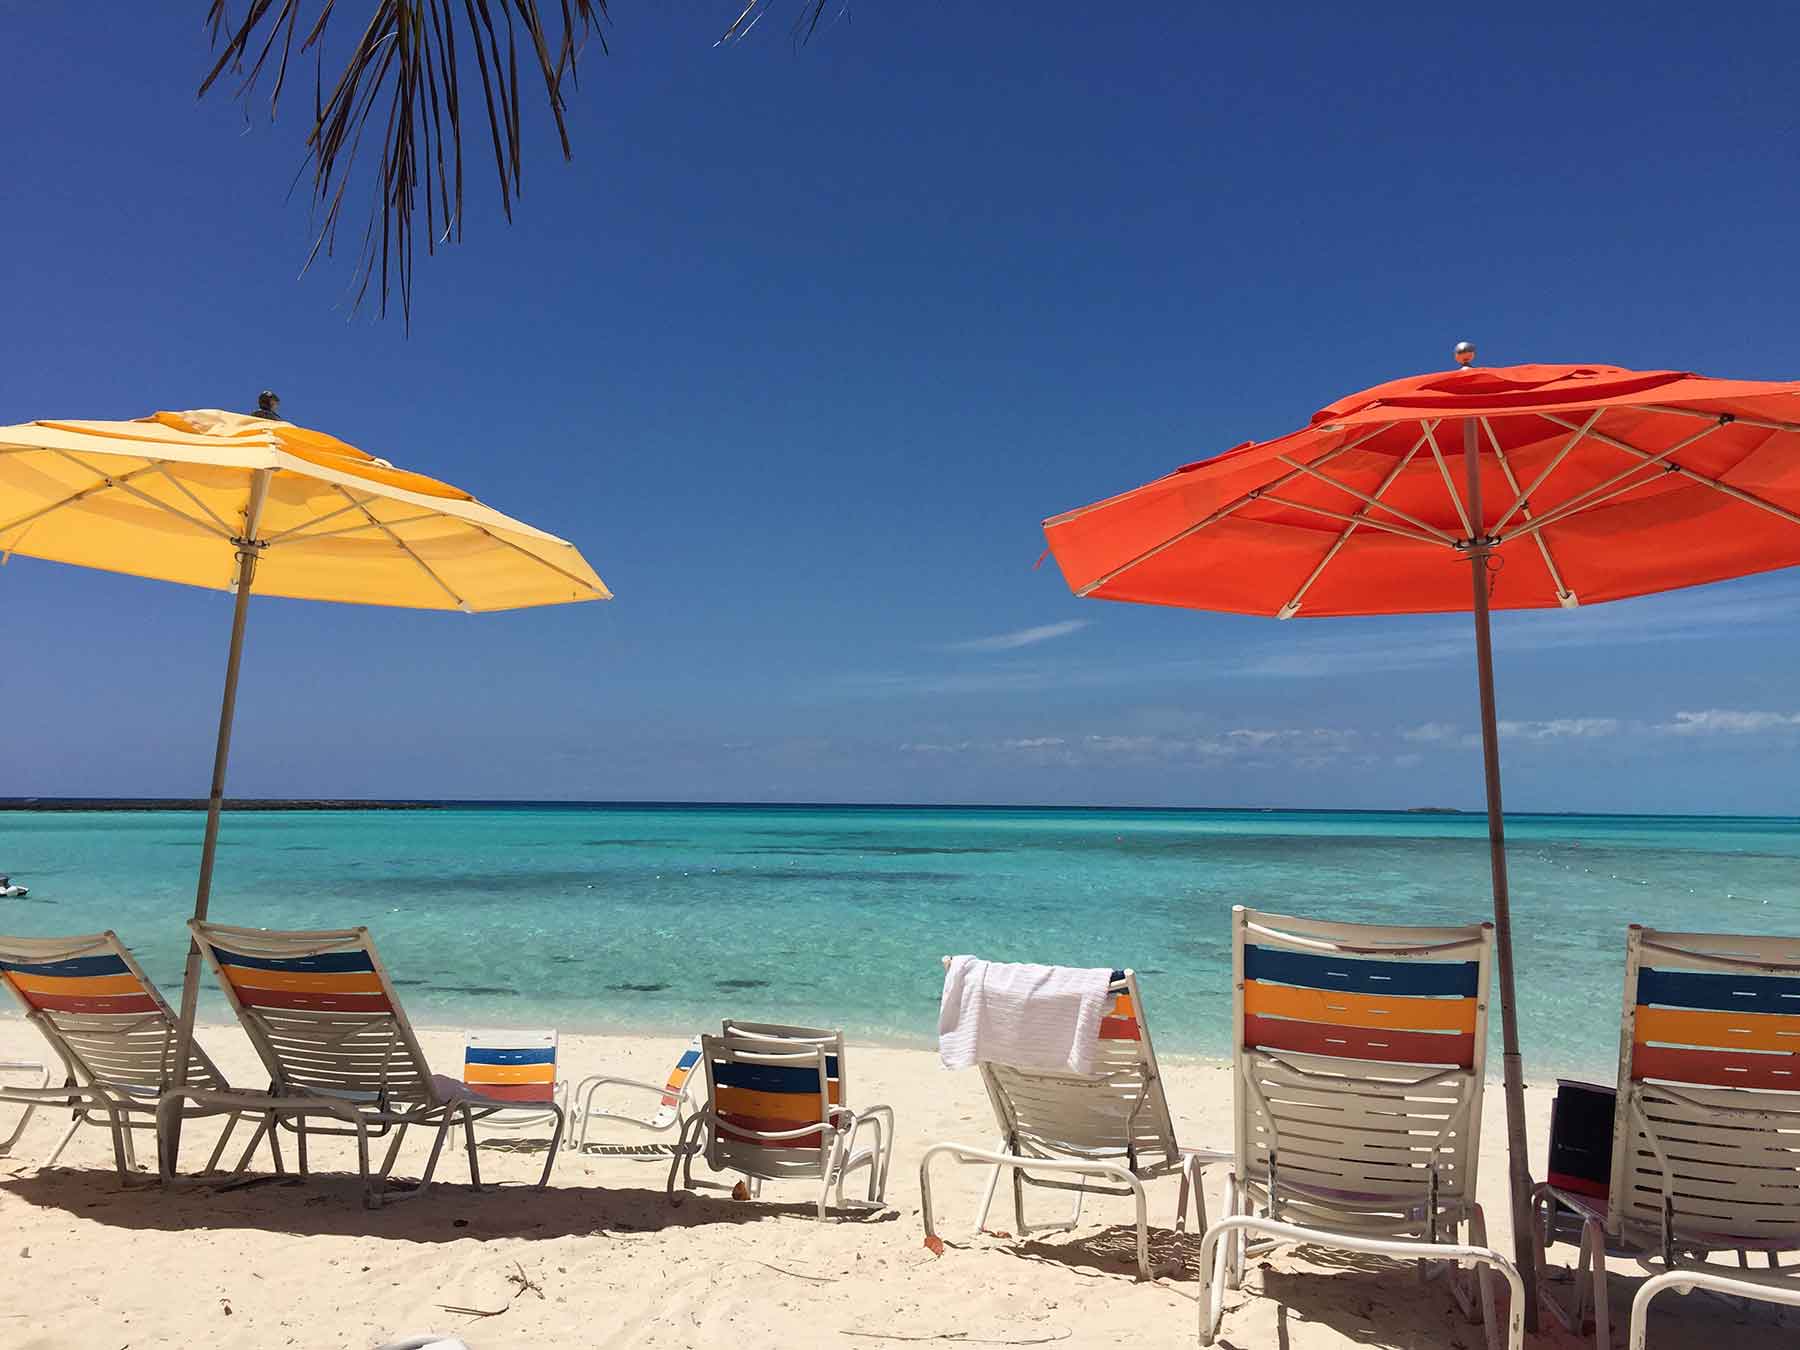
[3,805,1796,1075]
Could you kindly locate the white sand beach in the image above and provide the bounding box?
[1,1022,1789,1349]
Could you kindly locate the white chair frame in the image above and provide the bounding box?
[569,1035,701,1155]
[159,922,563,1207]
[1198,907,1523,1350]
[668,1022,893,1221]
[920,960,1227,1281]
[0,930,275,1183]
[1532,925,1800,1350]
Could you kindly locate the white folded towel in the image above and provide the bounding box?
[938,956,1115,1076]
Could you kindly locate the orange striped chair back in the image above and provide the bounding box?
[0,931,225,1092]
[192,921,432,1106]
[1232,906,1493,1233]
[1609,926,1800,1247]
[463,1031,559,1105]
[701,1027,840,1178]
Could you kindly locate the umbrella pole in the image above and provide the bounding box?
[164,470,270,1170]
[1462,419,1539,1329]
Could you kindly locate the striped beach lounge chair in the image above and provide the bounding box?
[1196,907,1524,1350]
[668,1021,894,1220]
[0,931,274,1180]
[920,960,1228,1281]
[458,1030,566,1148]
[569,1035,702,1154]
[1532,925,1800,1350]
[159,921,565,1206]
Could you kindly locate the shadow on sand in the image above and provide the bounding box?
[0,1165,898,1243]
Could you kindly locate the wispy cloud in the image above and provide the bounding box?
[948,619,1089,652]
[1498,717,1622,742]
[1401,722,1463,744]
[1661,709,1800,736]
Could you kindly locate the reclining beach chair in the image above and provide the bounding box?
[456,1029,566,1150]
[159,921,564,1206]
[920,959,1228,1281]
[1196,907,1524,1350]
[570,1035,701,1154]
[667,1021,893,1220]
[0,931,273,1180]
[1531,925,1800,1350]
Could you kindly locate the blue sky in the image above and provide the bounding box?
[2,5,1798,812]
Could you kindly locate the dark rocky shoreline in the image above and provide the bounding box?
[0,799,445,812]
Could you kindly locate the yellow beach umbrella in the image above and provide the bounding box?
[0,403,609,1137]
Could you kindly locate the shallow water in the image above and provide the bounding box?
[3,804,1796,1074]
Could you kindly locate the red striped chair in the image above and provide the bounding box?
[459,1030,566,1149]
[919,962,1227,1281]
[0,931,273,1181]
[159,921,564,1206]
[1197,906,1523,1350]
[1532,925,1800,1350]
[667,1022,893,1220]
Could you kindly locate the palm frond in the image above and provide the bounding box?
[201,1,609,325]
[200,3,843,325]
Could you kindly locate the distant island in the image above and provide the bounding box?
[1405,806,1464,814]
[0,798,445,813]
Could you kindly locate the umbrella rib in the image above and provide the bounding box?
[1640,404,1800,436]
[1533,414,1800,532]
[151,465,236,538]
[1252,491,1446,545]
[49,450,236,542]
[1067,427,1401,598]
[1489,409,1604,536]
[262,495,381,546]
[1276,439,1426,618]
[1482,418,1575,606]
[458,520,612,599]
[270,509,444,547]
[1045,421,1397,530]
[332,486,469,610]
[1275,445,1460,544]
[1421,422,1475,538]
[0,460,166,541]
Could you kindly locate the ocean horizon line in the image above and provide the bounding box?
[2,796,1796,822]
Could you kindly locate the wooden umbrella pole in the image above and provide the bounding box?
[1462,416,1539,1329]
[164,469,270,1169]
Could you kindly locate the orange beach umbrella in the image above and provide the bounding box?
[1042,350,1800,1320]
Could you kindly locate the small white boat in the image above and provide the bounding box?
[0,876,26,899]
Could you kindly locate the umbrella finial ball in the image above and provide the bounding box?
[255,390,281,419]
[1453,341,1477,368]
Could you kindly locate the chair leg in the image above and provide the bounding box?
[1011,1162,1028,1235]
[1468,1206,1502,1350]
[1223,1174,1244,1291]
[462,1108,483,1189]
[419,1114,454,1194]
[203,1113,242,1175]
[264,1111,285,1175]
[105,1108,130,1181]
[537,1105,564,1188]
[378,1122,412,1182]
[296,1117,309,1176]
[45,1113,83,1168]
[975,1160,1005,1231]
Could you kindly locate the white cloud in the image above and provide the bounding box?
[1661,709,1800,736]
[1401,722,1462,744]
[1498,717,1622,742]
[949,620,1089,652]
